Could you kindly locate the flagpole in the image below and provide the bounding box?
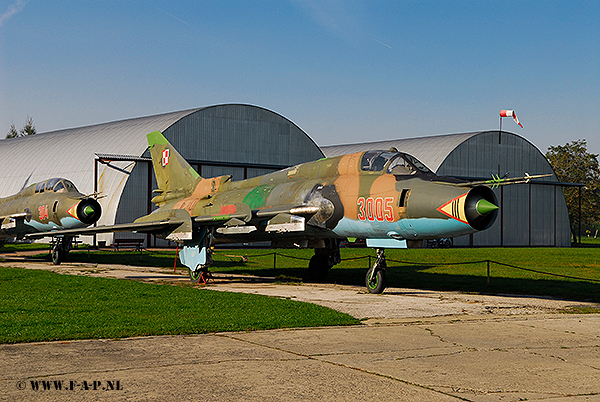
[499,114,502,143]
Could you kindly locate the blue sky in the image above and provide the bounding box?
[1,1,598,155]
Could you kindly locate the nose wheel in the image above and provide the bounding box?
[365,249,387,294]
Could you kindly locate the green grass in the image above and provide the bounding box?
[46,245,600,302]
[0,242,51,253]
[2,244,599,343]
[209,247,600,302]
[579,236,600,246]
[0,267,359,344]
[368,248,600,302]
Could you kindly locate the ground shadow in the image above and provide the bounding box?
[31,249,600,304]
[219,263,600,303]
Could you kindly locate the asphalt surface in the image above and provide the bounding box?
[1,258,600,401]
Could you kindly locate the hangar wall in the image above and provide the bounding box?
[322,131,571,247]
[0,104,324,246]
[112,105,325,245]
[0,105,570,248]
[438,131,570,247]
[0,109,195,246]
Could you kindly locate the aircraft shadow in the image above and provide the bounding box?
[27,250,600,304]
[222,263,600,304]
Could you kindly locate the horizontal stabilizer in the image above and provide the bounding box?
[135,208,192,241]
[0,212,27,221]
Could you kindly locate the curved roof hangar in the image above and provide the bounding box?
[323,131,569,247]
[0,105,324,243]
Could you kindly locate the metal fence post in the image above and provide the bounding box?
[487,260,490,286]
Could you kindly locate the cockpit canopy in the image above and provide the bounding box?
[360,150,433,176]
[34,178,79,194]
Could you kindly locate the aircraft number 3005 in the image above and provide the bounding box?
[357,197,395,222]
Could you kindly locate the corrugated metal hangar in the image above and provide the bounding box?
[322,132,570,247]
[0,104,324,245]
[0,104,570,247]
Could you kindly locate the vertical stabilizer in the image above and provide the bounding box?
[147,131,201,196]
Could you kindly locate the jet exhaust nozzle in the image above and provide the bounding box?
[465,186,498,231]
[76,198,102,225]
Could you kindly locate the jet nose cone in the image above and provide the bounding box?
[475,199,499,216]
[83,205,96,217]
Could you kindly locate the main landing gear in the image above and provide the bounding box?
[51,236,72,265]
[305,239,341,282]
[365,248,387,294]
[305,242,388,294]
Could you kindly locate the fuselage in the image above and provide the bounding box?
[159,150,497,244]
[0,178,101,242]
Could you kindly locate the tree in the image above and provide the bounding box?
[6,116,36,139]
[6,123,18,138]
[546,140,600,242]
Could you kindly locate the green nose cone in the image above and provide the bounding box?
[476,199,499,215]
[84,205,95,216]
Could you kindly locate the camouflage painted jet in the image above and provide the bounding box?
[32,131,550,293]
[0,178,102,263]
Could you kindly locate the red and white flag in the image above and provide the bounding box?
[499,110,523,128]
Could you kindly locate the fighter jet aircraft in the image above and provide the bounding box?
[0,178,102,264]
[30,131,550,293]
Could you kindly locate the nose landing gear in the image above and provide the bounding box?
[365,248,387,294]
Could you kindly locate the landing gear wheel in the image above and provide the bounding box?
[51,236,72,265]
[305,240,341,283]
[51,247,64,265]
[189,267,206,282]
[306,254,330,282]
[365,248,387,294]
[365,267,386,294]
[189,266,213,284]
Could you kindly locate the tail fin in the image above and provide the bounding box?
[147,131,201,196]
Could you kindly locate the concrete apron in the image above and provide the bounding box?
[1,260,600,401]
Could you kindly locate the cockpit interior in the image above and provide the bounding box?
[360,151,433,176]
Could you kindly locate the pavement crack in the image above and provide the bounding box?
[394,349,467,361]
[423,326,474,351]
[219,333,471,401]
[527,346,600,371]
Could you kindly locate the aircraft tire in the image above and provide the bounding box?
[189,267,209,282]
[52,248,63,265]
[365,267,386,294]
[306,254,330,282]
